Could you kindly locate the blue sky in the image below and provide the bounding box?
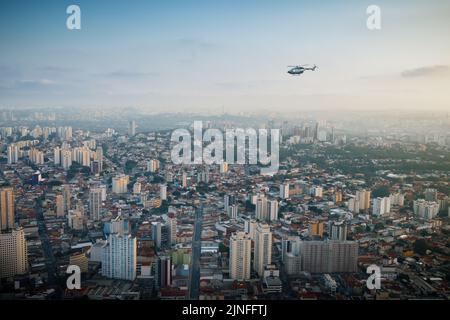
[1,0,449,112]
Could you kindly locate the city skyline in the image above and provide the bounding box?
[1,0,450,305]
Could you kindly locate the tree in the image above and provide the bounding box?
[245,200,255,212]
[219,243,229,254]
[355,226,365,234]
[309,206,323,214]
[153,200,169,214]
[374,223,384,231]
[152,175,164,183]
[372,185,390,198]
[102,144,108,156]
[172,190,181,197]
[80,166,91,176]
[124,160,137,174]
[46,180,63,188]
[413,239,428,255]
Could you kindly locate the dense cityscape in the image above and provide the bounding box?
[1,108,449,300]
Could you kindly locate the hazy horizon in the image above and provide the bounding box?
[1,0,450,112]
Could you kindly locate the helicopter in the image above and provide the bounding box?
[287,64,317,76]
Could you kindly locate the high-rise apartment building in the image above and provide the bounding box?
[57,126,72,140]
[165,214,177,246]
[61,149,72,170]
[197,170,209,183]
[334,191,343,203]
[372,197,391,216]
[267,200,279,221]
[282,236,302,276]
[309,221,324,237]
[220,161,228,174]
[330,221,348,241]
[413,199,440,220]
[0,187,14,231]
[156,255,172,289]
[0,228,28,279]
[254,223,272,277]
[112,174,129,194]
[128,120,137,136]
[89,188,103,221]
[147,159,160,173]
[102,233,137,281]
[255,195,267,221]
[229,232,252,281]
[255,195,276,221]
[424,188,438,202]
[181,172,188,188]
[133,182,141,195]
[389,192,405,207]
[29,148,44,165]
[63,184,71,214]
[228,204,238,219]
[72,146,91,167]
[244,219,257,240]
[54,147,61,165]
[356,189,371,211]
[224,194,236,213]
[96,147,103,173]
[160,184,167,201]
[56,194,65,217]
[348,197,360,213]
[280,183,290,199]
[300,240,358,273]
[152,222,162,249]
[312,186,323,198]
[68,209,84,230]
[105,216,128,235]
[7,144,19,165]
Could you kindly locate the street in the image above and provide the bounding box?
[188,206,203,300]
